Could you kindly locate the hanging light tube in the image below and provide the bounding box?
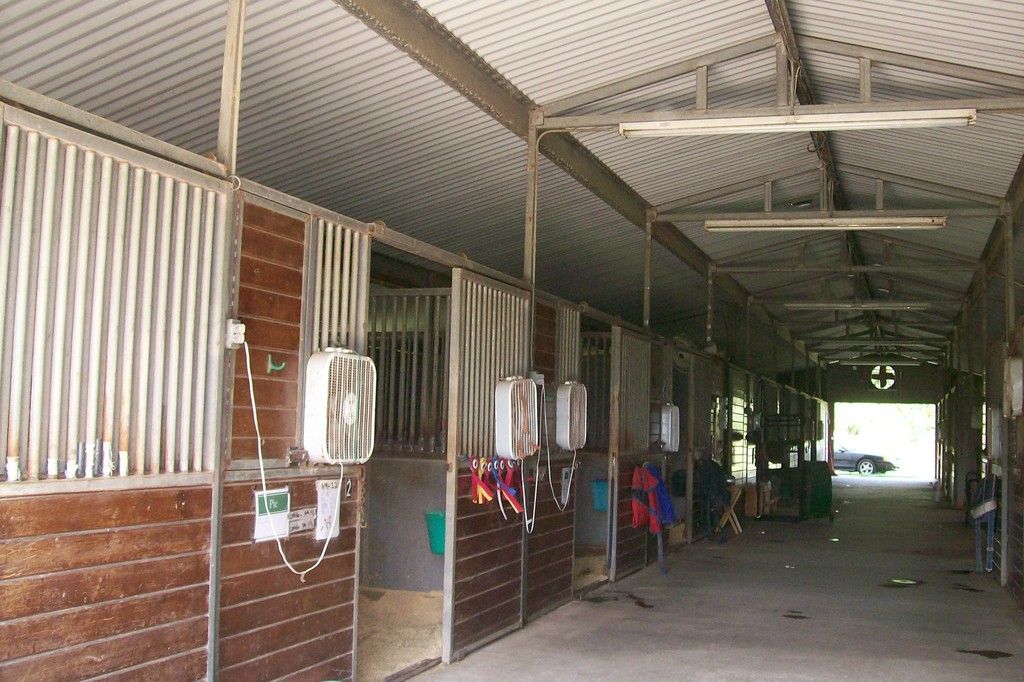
[619,108,976,137]
[705,215,946,232]
[783,301,932,311]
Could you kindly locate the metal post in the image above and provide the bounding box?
[745,297,752,370]
[695,65,708,111]
[1001,214,1013,586]
[859,57,872,103]
[216,0,246,175]
[775,41,789,106]
[643,209,653,328]
[705,267,714,348]
[686,353,695,543]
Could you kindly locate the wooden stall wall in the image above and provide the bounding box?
[217,199,360,680]
[445,270,530,661]
[0,486,212,681]
[524,301,578,621]
[217,475,359,681]
[612,329,651,581]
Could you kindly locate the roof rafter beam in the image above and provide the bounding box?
[541,33,780,116]
[656,161,820,212]
[797,35,1024,91]
[333,0,819,364]
[837,163,1006,207]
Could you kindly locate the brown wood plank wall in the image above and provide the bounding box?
[452,470,523,655]
[525,301,574,620]
[232,203,306,461]
[615,455,648,578]
[0,486,212,681]
[217,475,359,681]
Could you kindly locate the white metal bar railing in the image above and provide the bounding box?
[0,106,230,483]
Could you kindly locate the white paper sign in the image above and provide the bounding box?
[316,479,342,541]
[254,488,290,543]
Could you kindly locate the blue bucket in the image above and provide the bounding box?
[591,479,608,513]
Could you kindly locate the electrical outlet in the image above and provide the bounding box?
[225,318,246,349]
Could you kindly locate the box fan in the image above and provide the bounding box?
[656,403,680,453]
[494,377,539,460]
[303,349,377,465]
[556,381,587,451]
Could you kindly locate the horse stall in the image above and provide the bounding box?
[574,326,614,590]
[357,273,450,680]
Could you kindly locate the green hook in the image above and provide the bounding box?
[266,354,286,374]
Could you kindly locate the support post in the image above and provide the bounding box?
[216,0,246,175]
[745,297,752,370]
[1001,213,1013,586]
[706,267,715,349]
[643,209,654,328]
[859,57,872,103]
[686,353,695,543]
[523,119,539,287]
[695,65,708,111]
[775,41,789,106]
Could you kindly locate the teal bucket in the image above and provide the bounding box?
[424,510,446,555]
[591,479,608,513]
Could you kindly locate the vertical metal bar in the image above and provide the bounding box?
[203,190,230,472]
[85,155,114,476]
[341,226,353,348]
[330,223,343,346]
[875,178,884,210]
[216,0,246,175]
[745,298,752,371]
[191,191,214,472]
[705,268,714,347]
[312,219,325,351]
[763,181,773,213]
[164,183,189,472]
[149,177,176,474]
[67,149,97,478]
[643,210,653,329]
[26,137,60,480]
[775,41,789,106]
[358,235,370,354]
[6,130,40,481]
[695,65,708,111]
[134,172,160,475]
[441,270,464,664]
[0,125,20,479]
[523,123,539,287]
[859,57,872,103]
[411,295,421,447]
[103,162,130,476]
[397,295,409,442]
[818,166,828,210]
[120,168,145,473]
[176,188,202,470]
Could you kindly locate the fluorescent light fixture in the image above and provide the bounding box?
[619,108,976,137]
[783,301,932,311]
[705,216,946,232]
[838,358,922,367]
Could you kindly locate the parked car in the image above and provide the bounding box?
[834,447,898,475]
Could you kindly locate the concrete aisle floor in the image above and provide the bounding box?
[421,476,1024,681]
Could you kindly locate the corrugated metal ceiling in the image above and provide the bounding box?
[2,0,1022,350]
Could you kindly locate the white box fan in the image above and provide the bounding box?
[656,403,680,453]
[494,377,539,460]
[303,349,377,465]
[556,381,587,451]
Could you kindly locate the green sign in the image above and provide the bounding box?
[256,490,290,516]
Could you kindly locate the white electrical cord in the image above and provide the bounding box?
[522,455,540,534]
[541,385,578,512]
[244,341,342,582]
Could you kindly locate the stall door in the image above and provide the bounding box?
[442,269,530,662]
